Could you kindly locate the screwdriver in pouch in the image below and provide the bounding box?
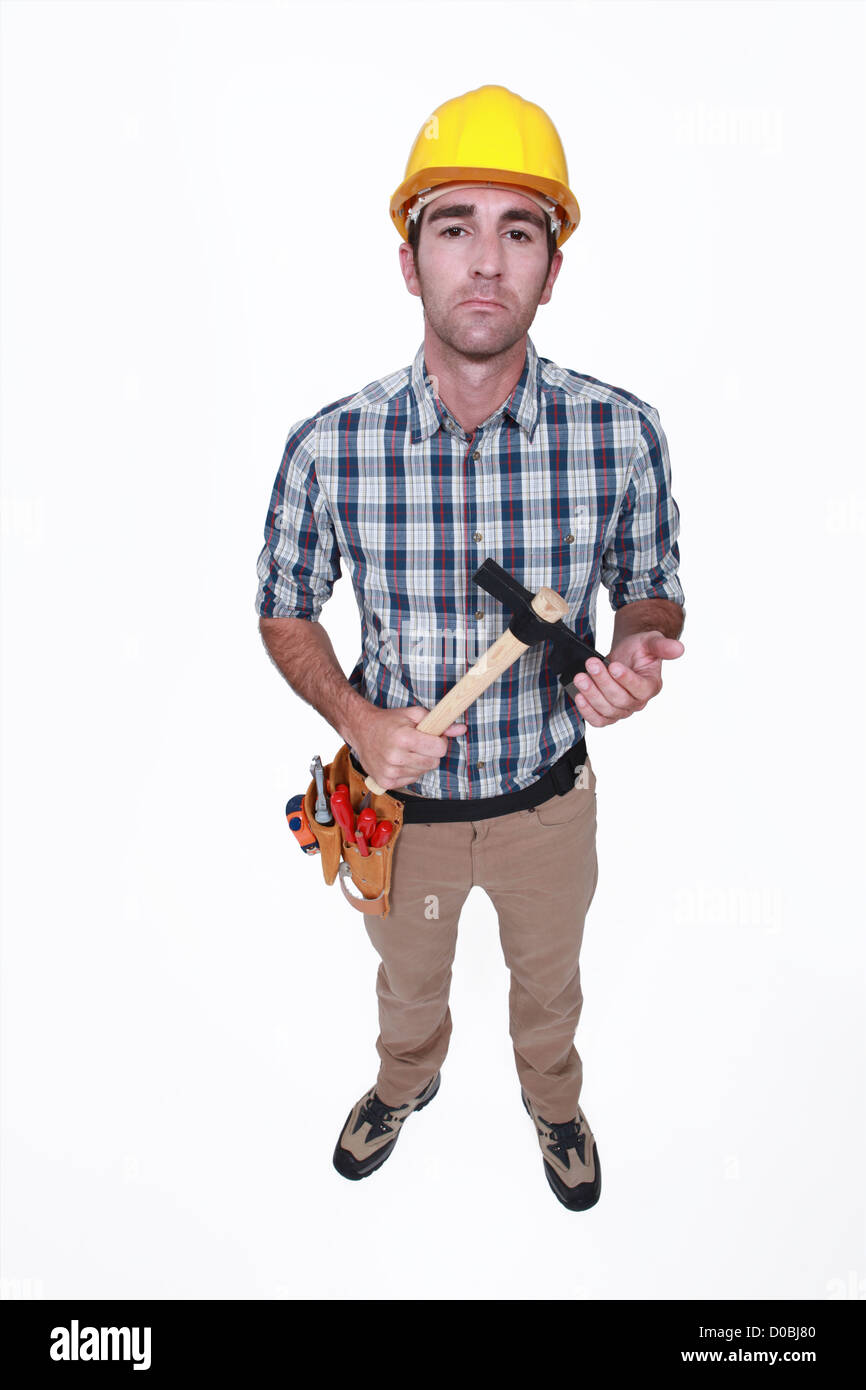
[370,820,393,848]
[330,790,357,845]
[354,806,378,858]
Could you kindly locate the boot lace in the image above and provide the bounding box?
[356,1093,404,1139]
[546,1116,586,1165]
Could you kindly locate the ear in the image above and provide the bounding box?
[538,249,563,306]
[399,241,422,299]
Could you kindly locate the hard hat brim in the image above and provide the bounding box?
[390,166,580,247]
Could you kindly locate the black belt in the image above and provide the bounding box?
[348,738,587,823]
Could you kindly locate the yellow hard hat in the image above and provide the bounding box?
[390,84,580,249]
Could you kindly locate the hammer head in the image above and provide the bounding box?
[472,557,606,696]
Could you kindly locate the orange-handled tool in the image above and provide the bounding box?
[285,795,319,855]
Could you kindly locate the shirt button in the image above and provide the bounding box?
[565,533,575,543]
[476,760,485,769]
[474,610,484,620]
[473,531,483,542]
[472,450,481,460]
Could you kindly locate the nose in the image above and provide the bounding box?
[468,224,505,280]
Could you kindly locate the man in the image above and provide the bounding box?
[255,85,685,1211]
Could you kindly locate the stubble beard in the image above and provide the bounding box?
[414,260,547,364]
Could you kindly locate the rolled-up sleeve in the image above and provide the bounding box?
[254,418,342,620]
[601,404,685,610]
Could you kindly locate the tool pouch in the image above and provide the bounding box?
[302,743,405,918]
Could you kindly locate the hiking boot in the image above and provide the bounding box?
[333,1072,441,1180]
[521,1087,601,1211]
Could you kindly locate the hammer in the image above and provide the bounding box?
[363,558,606,796]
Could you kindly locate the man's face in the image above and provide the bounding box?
[398,185,563,362]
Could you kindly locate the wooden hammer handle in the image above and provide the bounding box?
[364,585,569,796]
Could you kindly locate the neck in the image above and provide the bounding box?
[423,331,528,433]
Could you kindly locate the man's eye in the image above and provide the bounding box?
[508,229,530,241]
[441,226,466,237]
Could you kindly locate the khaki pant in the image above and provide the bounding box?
[364,756,598,1124]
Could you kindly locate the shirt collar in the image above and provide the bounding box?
[409,334,542,444]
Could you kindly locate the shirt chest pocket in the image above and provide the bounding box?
[508,512,592,602]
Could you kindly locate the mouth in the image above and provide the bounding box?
[458,303,505,316]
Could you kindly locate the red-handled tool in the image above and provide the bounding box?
[357,807,377,842]
[370,820,393,848]
[331,792,357,845]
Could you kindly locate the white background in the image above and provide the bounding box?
[1,0,864,1301]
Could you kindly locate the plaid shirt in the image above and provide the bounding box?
[255,334,684,798]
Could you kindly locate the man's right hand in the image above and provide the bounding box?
[349,705,467,791]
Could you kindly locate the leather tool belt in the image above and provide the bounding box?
[304,737,588,919]
[303,743,406,919]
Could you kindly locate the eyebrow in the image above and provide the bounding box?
[426,202,547,233]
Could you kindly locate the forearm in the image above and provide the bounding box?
[610,598,684,650]
[258,616,371,746]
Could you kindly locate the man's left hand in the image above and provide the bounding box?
[571,632,685,728]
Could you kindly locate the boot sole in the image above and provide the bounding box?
[332,1073,441,1181]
